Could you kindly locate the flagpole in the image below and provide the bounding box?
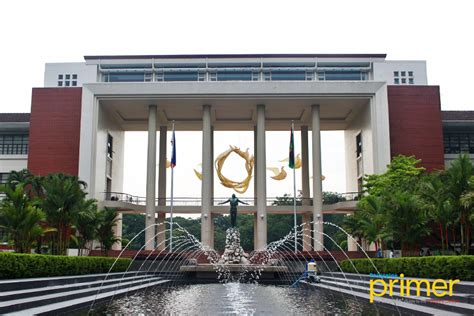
[292,121,297,254]
[170,121,175,252]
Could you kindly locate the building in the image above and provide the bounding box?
[0,54,469,251]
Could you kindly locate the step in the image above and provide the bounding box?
[319,278,474,315]
[0,276,164,314]
[6,278,170,316]
[0,274,153,301]
[0,271,150,292]
[301,280,462,316]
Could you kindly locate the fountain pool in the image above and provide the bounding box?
[98,283,397,315]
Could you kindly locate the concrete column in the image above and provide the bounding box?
[145,105,157,250]
[201,104,214,248]
[111,212,122,250]
[302,213,312,251]
[311,104,324,251]
[253,125,258,206]
[253,213,258,250]
[157,125,167,251]
[301,126,312,251]
[256,104,267,249]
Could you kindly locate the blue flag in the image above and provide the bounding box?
[289,126,295,169]
[171,129,176,168]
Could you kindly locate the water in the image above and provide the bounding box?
[101,283,396,315]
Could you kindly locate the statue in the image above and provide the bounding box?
[218,194,249,227]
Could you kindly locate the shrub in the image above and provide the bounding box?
[0,253,131,279]
[340,256,474,281]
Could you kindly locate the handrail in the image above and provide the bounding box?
[103,191,361,207]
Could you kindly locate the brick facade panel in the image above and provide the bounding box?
[28,88,82,176]
[387,86,444,171]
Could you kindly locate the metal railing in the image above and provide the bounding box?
[103,191,361,207]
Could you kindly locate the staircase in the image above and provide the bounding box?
[303,272,474,315]
[0,271,170,315]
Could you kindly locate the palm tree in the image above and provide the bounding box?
[0,184,49,253]
[445,154,473,254]
[386,191,430,255]
[419,173,455,252]
[357,195,389,251]
[40,173,88,255]
[76,199,99,256]
[96,208,120,256]
[343,212,365,249]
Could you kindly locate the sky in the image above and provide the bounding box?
[0,0,473,199]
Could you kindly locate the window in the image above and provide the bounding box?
[216,71,252,81]
[198,72,206,81]
[319,70,366,81]
[393,70,414,85]
[356,133,362,157]
[0,134,28,155]
[444,132,474,154]
[252,72,260,81]
[0,173,8,184]
[57,73,78,86]
[107,134,113,159]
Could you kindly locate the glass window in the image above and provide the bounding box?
[65,81,70,86]
[72,74,77,79]
[401,78,406,84]
[270,70,306,81]
[65,74,70,79]
[58,81,63,86]
[408,71,413,77]
[323,71,363,81]
[252,72,260,81]
[107,134,113,159]
[164,71,199,81]
[216,71,252,81]
[401,71,406,76]
[72,81,77,86]
[409,78,414,84]
[58,74,63,80]
[393,71,399,77]
[394,78,400,84]
[108,72,145,82]
[264,72,271,81]
[198,72,206,81]
[0,134,28,155]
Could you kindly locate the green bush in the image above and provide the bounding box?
[340,256,474,281]
[0,253,131,279]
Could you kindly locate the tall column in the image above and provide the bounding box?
[111,212,122,250]
[201,104,214,248]
[145,105,157,250]
[253,126,258,250]
[301,126,312,251]
[311,104,324,251]
[157,125,167,251]
[256,104,267,249]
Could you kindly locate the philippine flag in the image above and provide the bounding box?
[170,128,176,168]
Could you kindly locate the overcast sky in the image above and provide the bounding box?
[1,0,473,199]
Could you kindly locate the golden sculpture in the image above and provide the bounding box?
[279,153,302,169]
[193,163,203,180]
[215,145,254,194]
[267,166,287,180]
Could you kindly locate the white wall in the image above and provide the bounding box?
[93,105,125,199]
[373,61,427,85]
[0,155,27,173]
[344,104,373,192]
[44,63,98,87]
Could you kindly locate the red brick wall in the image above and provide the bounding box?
[28,88,82,176]
[387,86,444,171]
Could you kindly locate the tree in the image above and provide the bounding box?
[76,199,99,256]
[385,191,430,255]
[0,184,49,253]
[363,155,425,197]
[96,208,120,255]
[356,195,388,251]
[40,173,88,255]
[419,173,454,252]
[445,154,473,254]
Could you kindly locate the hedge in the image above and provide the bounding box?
[0,252,131,279]
[340,256,474,281]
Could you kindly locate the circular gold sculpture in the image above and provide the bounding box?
[215,145,254,194]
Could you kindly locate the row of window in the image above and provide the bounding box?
[0,134,28,155]
[101,70,369,83]
[444,132,474,154]
[58,74,78,87]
